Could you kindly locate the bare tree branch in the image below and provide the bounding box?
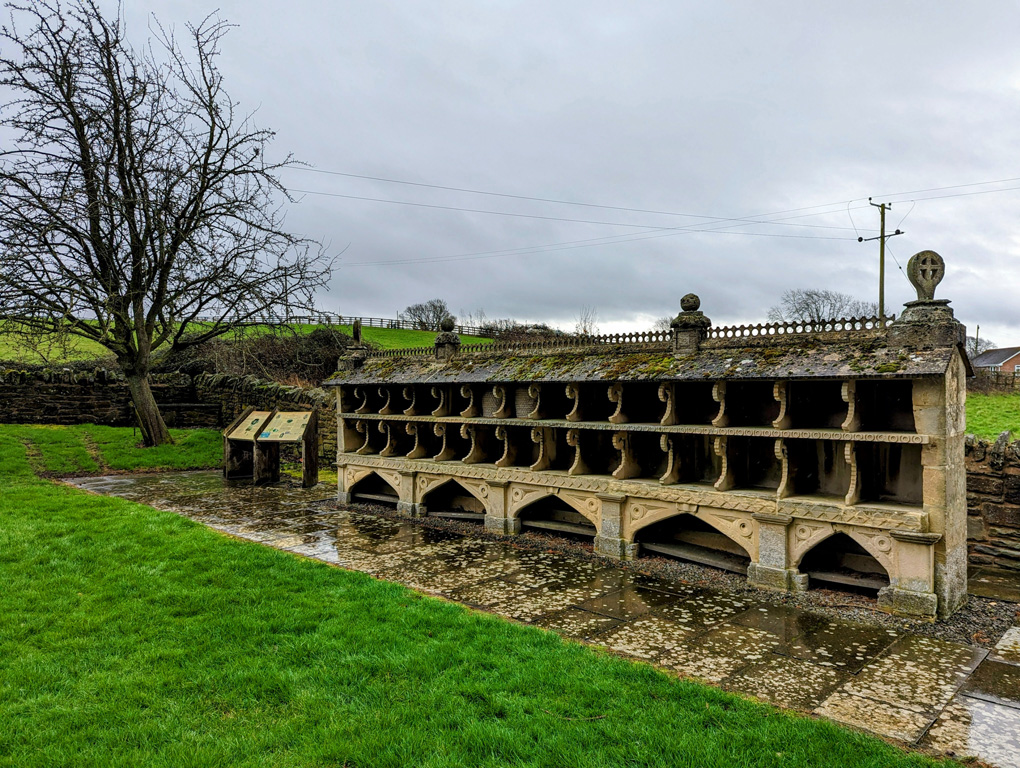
[0,0,331,445]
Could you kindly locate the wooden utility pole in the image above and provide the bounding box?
[858,198,904,319]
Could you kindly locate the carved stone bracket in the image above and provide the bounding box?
[460,423,486,464]
[431,386,450,417]
[530,426,552,471]
[714,436,733,491]
[405,423,428,459]
[525,384,544,420]
[355,420,375,454]
[459,385,479,418]
[772,381,792,429]
[775,438,790,498]
[565,384,582,422]
[608,382,628,424]
[378,386,396,415]
[494,425,517,468]
[660,434,680,485]
[354,386,372,414]
[493,385,513,419]
[433,423,456,461]
[711,382,728,427]
[844,441,860,505]
[566,428,589,476]
[612,431,640,480]
[841,380,860,431]
[658,383,677,426]
[402,386,418,416]
[378,422,401,457]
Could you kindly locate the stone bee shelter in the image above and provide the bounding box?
[324,251,969,618]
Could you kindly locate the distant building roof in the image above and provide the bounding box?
[972,347,1020,368]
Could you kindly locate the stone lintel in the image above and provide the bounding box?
[596,492,627,504]
[890,530,942,545]
[487,479,509,488]
[752,512,794,526]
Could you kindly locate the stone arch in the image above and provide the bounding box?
[794,528,893,580]
[418,477,490,516]
[629,503,754,558]
[348,469,400,500]
[507,485,599,528]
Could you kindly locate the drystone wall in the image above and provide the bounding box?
[0,368,211,427]
[0,368,337,462]
[966,433,1020,569]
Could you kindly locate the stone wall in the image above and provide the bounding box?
[0,368,336,462]
[0,368,213,427]
[966,433,1020,569]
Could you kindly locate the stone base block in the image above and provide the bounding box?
[747,563,808,592]
[877,585,938,619]
[337,491,352,504]
[594,536,638,560]
[396,501,420,517]
[485,516,521,535]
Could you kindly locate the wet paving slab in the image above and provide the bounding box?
[66,470,1020,768]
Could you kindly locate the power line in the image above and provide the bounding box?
[290,186,863,233]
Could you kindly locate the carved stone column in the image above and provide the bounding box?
[594,492,637,560]
[396,469,420,517]
[877,530,942,617]
[746,512,808,591]
[483,480,519,535]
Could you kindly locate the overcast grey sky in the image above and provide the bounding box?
[125,0,1020,340]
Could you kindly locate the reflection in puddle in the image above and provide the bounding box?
[68,471,1020,768]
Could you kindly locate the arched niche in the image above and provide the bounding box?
[796,531,891,594]
[514,494,597,540]
[349,471,400,506]
[419,478,488,521]
[634,512,751,574]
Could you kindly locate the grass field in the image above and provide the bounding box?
[0,323,493,364]
[965,392,1020,441]
[0,424,952,768]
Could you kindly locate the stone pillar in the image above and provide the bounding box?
[434,317,461,361]
[336,460,352,504]
[483,480,519,534]
[877,531,941,617]
[594,493,637,560]
[670,293,711,354]
[395,469,420,517]
[747,512,808,591]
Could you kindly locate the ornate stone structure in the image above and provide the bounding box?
[324,251,970,618]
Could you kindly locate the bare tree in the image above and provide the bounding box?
[574,304,599,336]
[652,316,673,332]
[400,298,453,330]
[966,335,997,358]
[0,1,329,445]
[767,289,878,323]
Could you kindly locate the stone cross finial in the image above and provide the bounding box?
[906,250,945,302]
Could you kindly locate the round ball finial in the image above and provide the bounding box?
[439,316,456,333]
[680,293,701,312]
[906,250,945,302]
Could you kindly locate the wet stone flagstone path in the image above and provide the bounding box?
[69,471,1020,767]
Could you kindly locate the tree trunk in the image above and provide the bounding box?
[126,373,174,447]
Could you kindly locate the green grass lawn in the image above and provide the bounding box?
[966,392,1020,441]
[0,425,952,767]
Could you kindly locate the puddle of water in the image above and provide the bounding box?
[777,620,900,672]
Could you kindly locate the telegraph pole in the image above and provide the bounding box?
[858,198,904,319]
